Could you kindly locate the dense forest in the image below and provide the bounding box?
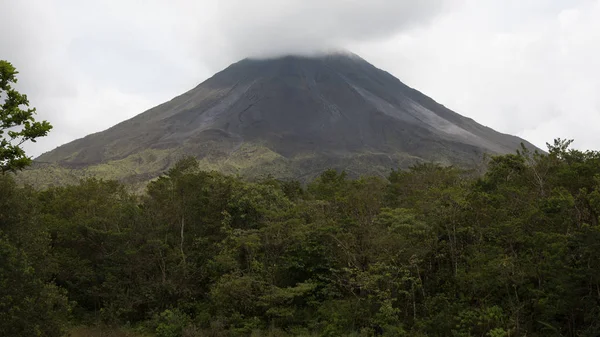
[2,139,600,336]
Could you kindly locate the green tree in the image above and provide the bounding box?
[0,174,71,336]
[0,60,52,173]
[0,235,71,337]
[38,178,141,321]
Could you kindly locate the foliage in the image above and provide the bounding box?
[0,236,71,336]
[152,309,192,337]
[5,138,600,336]
[0,60,52,173]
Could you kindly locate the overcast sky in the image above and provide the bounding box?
[1,0,599,156]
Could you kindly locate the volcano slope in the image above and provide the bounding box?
[23,52,536,187]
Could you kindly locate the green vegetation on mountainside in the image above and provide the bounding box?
[18,142,435,191]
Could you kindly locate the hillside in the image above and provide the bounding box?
[22,52,536,187]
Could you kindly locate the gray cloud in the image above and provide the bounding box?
[207,0,456,62]
[1,0,599,157]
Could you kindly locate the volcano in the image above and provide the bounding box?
[30,52,535,185]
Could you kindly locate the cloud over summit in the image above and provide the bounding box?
[207,0,456,60]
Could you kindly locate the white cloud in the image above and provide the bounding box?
[208,0,457,61]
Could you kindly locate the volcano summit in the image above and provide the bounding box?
[29,52,535,185]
